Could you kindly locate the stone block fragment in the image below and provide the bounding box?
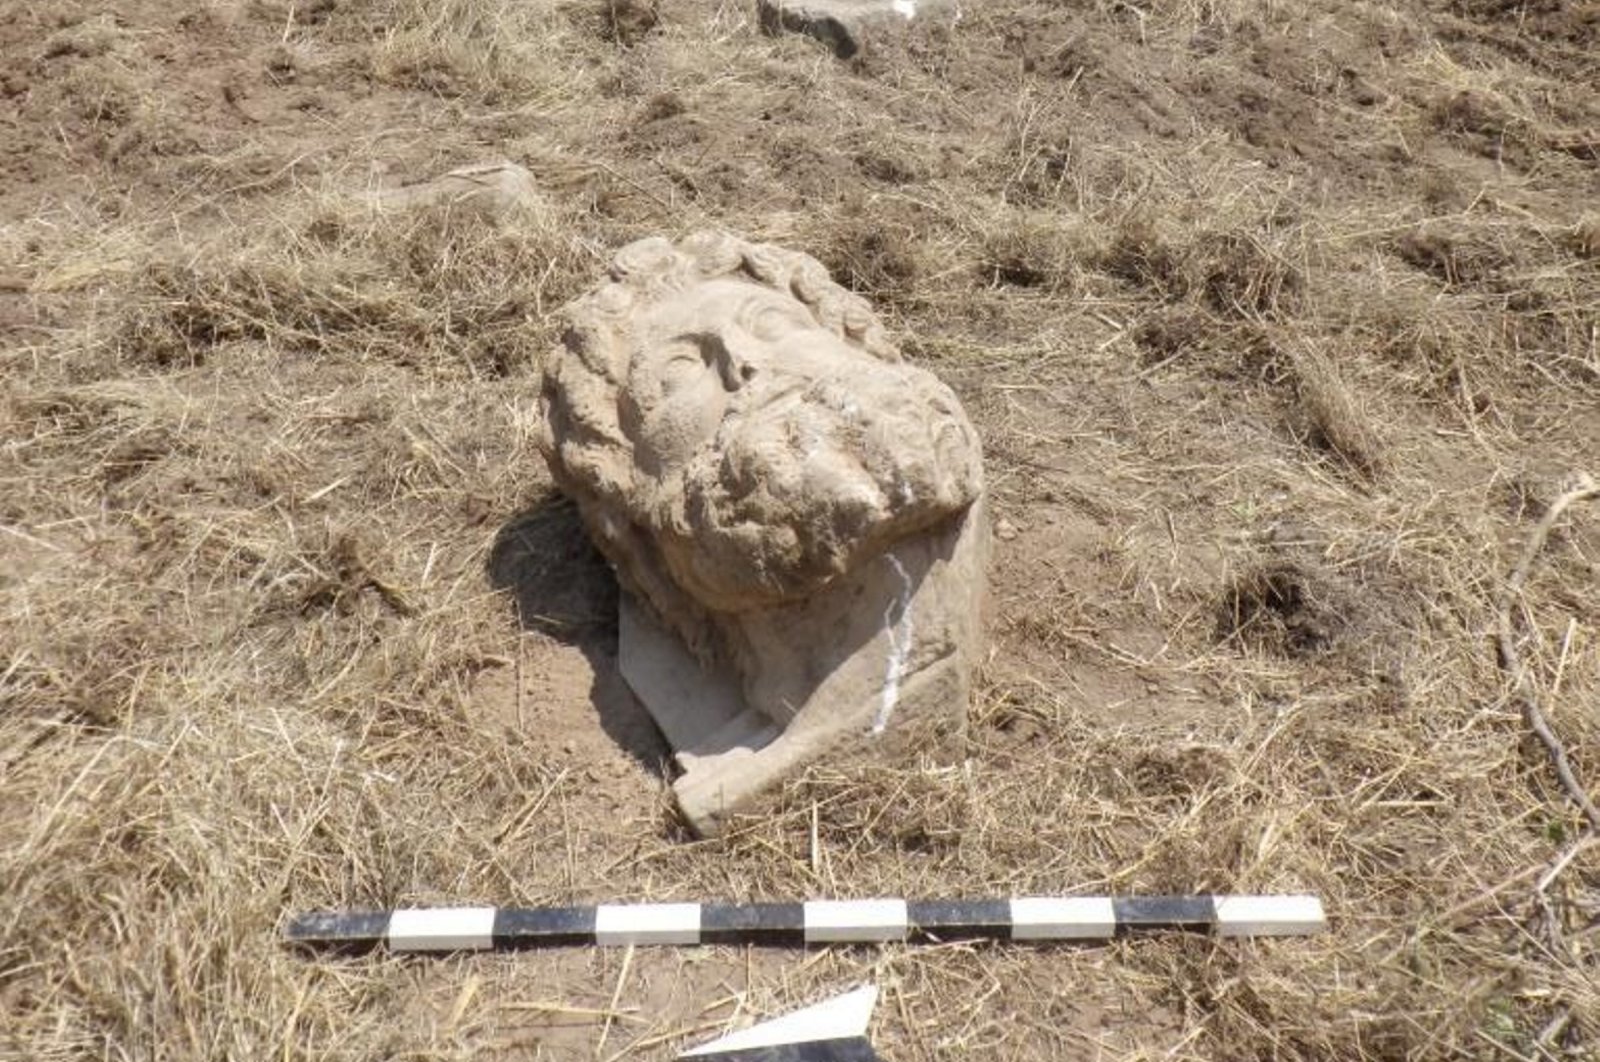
[756,0,958,59]
[540,232,987,833]
[367,161,546,223]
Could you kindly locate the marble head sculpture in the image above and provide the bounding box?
[540,231,987,833]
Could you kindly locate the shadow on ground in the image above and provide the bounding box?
[487,491,670,775]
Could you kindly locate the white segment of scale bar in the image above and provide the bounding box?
[387,907,496,951]
[803,899,909,943]
[594,903,702,945]
[1008,897,1118,940]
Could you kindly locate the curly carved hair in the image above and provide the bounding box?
[538,232,906,651]
[539,231,898,519]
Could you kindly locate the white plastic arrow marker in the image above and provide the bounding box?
[682,985,878,1058]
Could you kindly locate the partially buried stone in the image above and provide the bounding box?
[539,232,989,834]
[756,0,958,59]
[366,161,546,223]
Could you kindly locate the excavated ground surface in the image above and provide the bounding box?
[3,0,1598,1058]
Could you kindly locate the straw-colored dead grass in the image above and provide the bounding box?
[1288,345,1388,478]
[3,0,1599,1059]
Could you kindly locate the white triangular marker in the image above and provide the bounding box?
[682,985,878,1057]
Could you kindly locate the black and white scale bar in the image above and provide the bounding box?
[285,894,1324,953]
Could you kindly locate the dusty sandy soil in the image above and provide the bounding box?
[3,0,1599,1058]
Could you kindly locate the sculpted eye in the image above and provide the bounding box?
[657,342,706,394]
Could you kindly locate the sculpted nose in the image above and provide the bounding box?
[715,328,762,391]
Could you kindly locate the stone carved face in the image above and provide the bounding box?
[542,233,982,617]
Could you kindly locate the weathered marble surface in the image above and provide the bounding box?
[540,231,987,833]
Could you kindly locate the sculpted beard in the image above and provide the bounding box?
[654,375,982,613]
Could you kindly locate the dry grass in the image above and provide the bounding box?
[1288,345,1387,478]
[363,0,587,102]
[3,0,1600,1059]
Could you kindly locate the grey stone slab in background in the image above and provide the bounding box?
[757,0,957,59]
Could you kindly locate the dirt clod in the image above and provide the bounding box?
[1218,563,1348,657]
